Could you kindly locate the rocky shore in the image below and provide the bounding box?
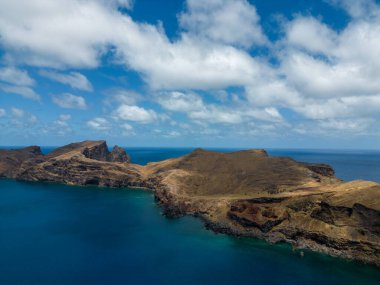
[1,140,379,267]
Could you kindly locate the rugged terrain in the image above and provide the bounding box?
[0,141,379,267]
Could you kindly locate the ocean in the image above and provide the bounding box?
[0,148,379,284]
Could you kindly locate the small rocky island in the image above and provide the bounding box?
[0,141,379,267]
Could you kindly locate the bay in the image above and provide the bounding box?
[0,148,379,284]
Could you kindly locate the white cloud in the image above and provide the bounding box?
[117,34,260,90]
[52,93,87,109]
[0,0,380,138]
[104,88,142,105]
[189,107,243,124]
[282,11,380,99]
[39,70,93,91]
[0,0,261,90]
[163,131,181,138]
[9,107,38,127]
[295,95,380,119]
[286,17,338,55]
[107,0,134,9]
[121,123,133,131]
[0,0,128,68]
[50,114,72,135]
[54,114,71,127]
[327,0,379,19]
[58,114,71,121]
[247,107,284,122]
[87,117,110,130]
[11,107,24,118]
[157,92,205,112]
[179,0,267,48]
[0,84,40,100]
[318,118,373,132]
[0,108,5,117]
[0,67,35,86]
[120,123,136,136]
[157,90,284,124]
[115,104,157,123]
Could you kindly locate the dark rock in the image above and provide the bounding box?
[82,141,110,161]
[302,162,335,177]
[108,146,130,163]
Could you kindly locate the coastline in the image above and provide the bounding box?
[1,140,379,268]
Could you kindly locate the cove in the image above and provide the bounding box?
[0,179,379,285]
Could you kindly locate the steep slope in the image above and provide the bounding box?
[15,141,141,187]
[143,148,380,266]
[0,146,43,178]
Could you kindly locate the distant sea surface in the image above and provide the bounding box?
[0,147,379,284]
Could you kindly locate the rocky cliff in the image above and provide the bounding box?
[0,141,379,267]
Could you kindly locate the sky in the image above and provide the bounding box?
[0,0,380,149]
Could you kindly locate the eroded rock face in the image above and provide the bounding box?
[10,141,141,187]
[109,146,130,163]
[0,142,379,267]
[0,146,43,178]
[143,148,380,267]
[82,141,110,161]
[228,200,290,233]
[302,163,336,177]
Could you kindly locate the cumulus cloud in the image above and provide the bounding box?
[179,0,267,48]
[157,92,204,112]
[115,105,157,123]
[0,67,35,86]
[55,114,71,127]
[121,123,133,131]
[327,0,379,19]
[39,70,93,91]
[87,117,110,131]
[0,84,40,100]
[285,17,338,55]
[52,93,87,109]
[49,114,72,135]
[10,107,38,127]
[0,0,379,137]
[104,88,142,105]
[0,0,128,68]
[0,66,40,100]
[318,118,373,132]
[295,95,380,119]
[282,9,380,100]
[189,107,243,124]
[157,91,284,125]
[0,0,261,90]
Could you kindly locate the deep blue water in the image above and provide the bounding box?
[0,148,380,284]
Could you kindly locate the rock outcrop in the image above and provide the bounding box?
[0,141,379,267]
[109,146,130,163]
[4,141,142,187]
[0,146,43,178]
[142,148,380,267]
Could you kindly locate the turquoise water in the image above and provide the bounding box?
[0,148,379,284]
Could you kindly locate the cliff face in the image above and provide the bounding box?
[0,141,379,267]
[143,148,380,267]
[9,141,141,187]
[0,146,43,178]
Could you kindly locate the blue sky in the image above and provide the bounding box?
[0,0,380,148]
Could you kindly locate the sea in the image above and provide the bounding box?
[0,147,379,285]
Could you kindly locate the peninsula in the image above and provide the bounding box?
[1,141,379,267]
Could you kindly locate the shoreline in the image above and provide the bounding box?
[1,140,379,268]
